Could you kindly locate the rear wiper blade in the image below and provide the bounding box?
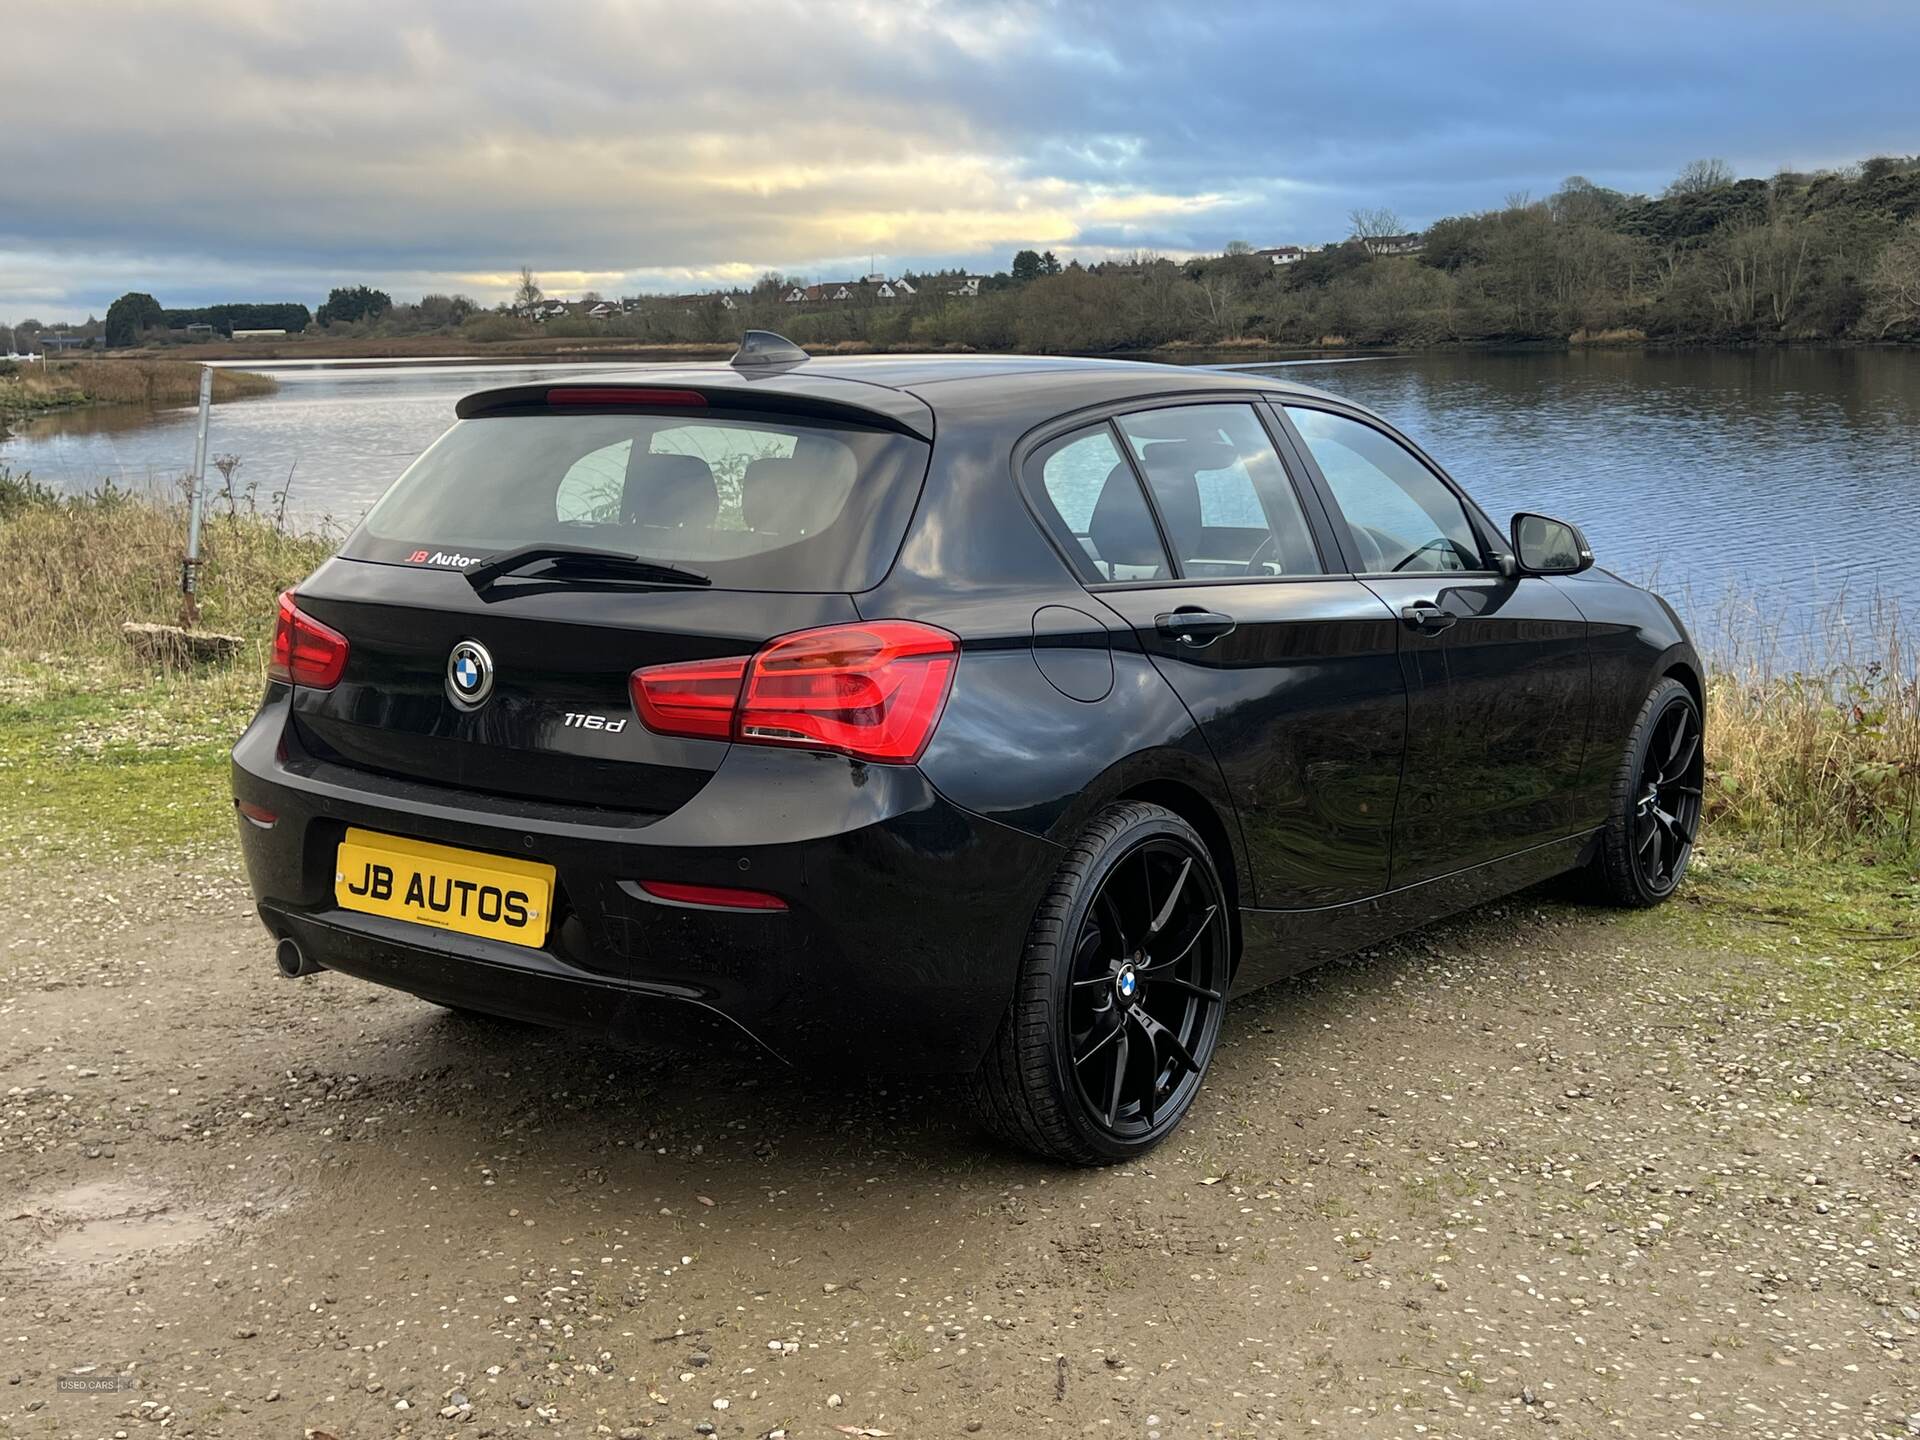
[464,543,711,591]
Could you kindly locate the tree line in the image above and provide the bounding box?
[52,152,1920,355]
[504,155,1920,352]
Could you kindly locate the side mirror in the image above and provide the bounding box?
[1510,512,1593,576]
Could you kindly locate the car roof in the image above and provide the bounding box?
[458,352,1356,441]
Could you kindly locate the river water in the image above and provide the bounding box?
[4,348,1915,656]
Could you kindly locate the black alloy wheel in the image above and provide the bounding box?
[1594,677,1705,906]
[971,802,1231,1164]
[1634,693,1704,893]
[1066,837,1227,1138]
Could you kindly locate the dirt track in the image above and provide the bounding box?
[1,857,1915,1439]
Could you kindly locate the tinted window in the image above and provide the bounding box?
[349,412,926,592]
[1285,407,1484,573]
[1116,405,1321,577]
[554,424,804,528]
[1027,424,1170,581]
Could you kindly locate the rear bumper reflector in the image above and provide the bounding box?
[637,880,788,912]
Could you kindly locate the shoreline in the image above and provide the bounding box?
[115,332,1920,366]
[0,357,277,437]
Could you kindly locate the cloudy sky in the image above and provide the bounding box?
[4,0,1917,321]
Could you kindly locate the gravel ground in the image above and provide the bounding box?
[1,857,1915,1439]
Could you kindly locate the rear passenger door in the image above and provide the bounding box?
[1025,402,1407,925]
[1275,402,1591,885]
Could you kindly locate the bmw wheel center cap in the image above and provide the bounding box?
[1116,964,1138,1000]
[447,639,495,708]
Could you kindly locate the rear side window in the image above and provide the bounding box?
[347,412,927,592]
[1026,425,1170,581]
[1115,405,1322,578]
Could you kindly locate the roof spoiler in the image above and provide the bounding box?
[729,330,810,368]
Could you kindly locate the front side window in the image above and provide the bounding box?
[1115,404,1321,578]
[1285,407,1485,574]
[1027,424,1170,581]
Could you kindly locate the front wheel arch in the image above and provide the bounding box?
[1663,657,1704,717]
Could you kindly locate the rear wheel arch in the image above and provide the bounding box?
[1115,778,1243,971]
[969,798,1234,1163]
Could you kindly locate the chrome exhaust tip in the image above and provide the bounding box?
[274,936,322,978]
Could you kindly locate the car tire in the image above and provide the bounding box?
[1590,676,1705,908]
[969,801,1232,1165]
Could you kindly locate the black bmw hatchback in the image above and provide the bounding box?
[233,334,1704,1164]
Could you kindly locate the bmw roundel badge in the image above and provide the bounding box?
[446,639,495,708]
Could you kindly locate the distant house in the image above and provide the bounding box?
[948,276,985,297]
[782,276,915,304]
[1253,245,1319,266]
[587,302,616,318]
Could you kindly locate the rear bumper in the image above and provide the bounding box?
[232,691,1062,1073]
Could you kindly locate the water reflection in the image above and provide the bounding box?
[3,349,1914,655]
[1265,348,1919,655]
[0,360,630,522]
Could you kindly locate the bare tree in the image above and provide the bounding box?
[1666,158,1734,197]
[1865,218,1920,336]
[513,266,542,308]
[1224,239,1253,256]
[1348,207,1405,254]
[1194,270,1245,337]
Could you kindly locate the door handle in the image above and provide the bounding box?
[1400,602,1457,633]
[1155,608,1237,646]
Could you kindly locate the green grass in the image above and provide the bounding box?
[0,472,332,864]
[0,658,262,864]
[1621,839,1920,1050]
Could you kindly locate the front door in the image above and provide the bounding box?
[1025,403,1408,918]
[1277,403,1591,888]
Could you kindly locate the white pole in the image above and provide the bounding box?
[182,365,213,625]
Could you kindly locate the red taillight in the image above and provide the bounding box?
[739,622,959,763]
[268,591,350,689]
[630,621,959,764]
[631,654,748,740]
[638,880,788,912]
[234,799,278,829]
[545,387,706,407]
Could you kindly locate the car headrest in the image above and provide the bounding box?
[740,457,819,535]
[1130,444,1216,559]
[1137,440,1239,476]
[623,453,718,529]
[1088,463,1168,570]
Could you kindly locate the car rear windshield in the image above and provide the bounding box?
[343,411,931,592]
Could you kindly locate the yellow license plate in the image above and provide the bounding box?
[334,828,555,948]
